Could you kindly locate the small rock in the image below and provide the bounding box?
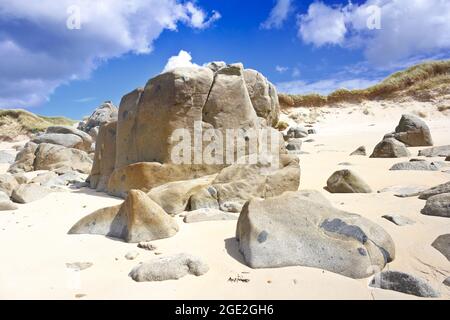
[369,271,439,298]
[419,181,450,200]
[326,169,372,193]
[382,214,415,226]
[431,234,449,261]
[286,126,308,139]
[0,200,18,211]
[421,193,450,217]
[443,277,450,287]
[129,253,209,282]
[389,160,443,171]
[370,138,410,158]
[286,138,302,151]
[137,242,157,251]
[378,185,428,198]
[418,145,450,157]
[350,146,366,156]
[307,129,316,134]
[66,262,93,271]
[125,251,139,260]
[11,183,51,203]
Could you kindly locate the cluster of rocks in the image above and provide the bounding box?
[77,101,118,140]
[370,114,432,158]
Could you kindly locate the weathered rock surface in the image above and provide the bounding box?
[419,181,450,200]
[129,253,209,282]
[389,159,444,171]
[30,171,59,185]
[7,142,38,173]
[78,101,118,135]
[11,183,51,203]
[286,125,308,139]
[421,193,450,217]
[189,186,220,210]
[0,150,15,164]
[370,138,410,158]
[0,173,18,196]
[369,271,439,298]
[12,172,28,184]
[382,214,415,226]
[32,133,88,151]
[183,208,238,223]
[431,234,449,261]
[192,154,300,213]
[236,191,395,279]
[88,121,117,191]
[68,189,178,243]
[286,138,302,151]
[243,68,280,126]
[418,145,450,157]
[45,126,93,151]
[378,185,428,198]
[34,143,92,174]
[148,175,216,215]
[391,114,433,146]
[0,200,18,210]
[326,169,372,193]
[350,146,366,156]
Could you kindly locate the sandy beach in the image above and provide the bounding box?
[1,101,448,300]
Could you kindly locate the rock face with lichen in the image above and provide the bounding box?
[236,191,395,279]
[89,63,285,197]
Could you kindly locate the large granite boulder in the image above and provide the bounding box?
[243,69,280,126]
[45,125,93,151]
[88,121,117,191]
[370,138,410,158]
[326,169,372,193]
[68,189,178,243]
[77,101,118,136]
[34,143,92,174]
[96,63,285,197]
[236,191,395,279]
[390,114,433,146]
[421,193,450,217]
[389,159,444,171]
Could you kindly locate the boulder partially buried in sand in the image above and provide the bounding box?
[129,253,209,282]
[419,181,450,200]
[68,189,178,242]
[326,169,372,193]
[421,193,450,217]
[236,191,395,279]
[370,138,410,158]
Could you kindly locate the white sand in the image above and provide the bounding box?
[0,101,449,300]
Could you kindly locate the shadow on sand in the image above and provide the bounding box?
[224,237,246,265]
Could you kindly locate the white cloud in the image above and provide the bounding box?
[261,0,292,29]
[162,50,200,72]
[275,65,289,73]
[297,2,346,46]
[297,0,450,66]
[0,0,221,108]
[276,77,380,95]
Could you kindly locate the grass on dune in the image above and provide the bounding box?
[279,60,450,108]
[0,109,76,137]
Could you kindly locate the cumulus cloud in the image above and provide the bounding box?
[162,50,200,72]
[0,0,221,108]
[297,0,450,66]
[261,0,292,29]
[276,77,380,95]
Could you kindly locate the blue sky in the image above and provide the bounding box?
[0,0,449,119]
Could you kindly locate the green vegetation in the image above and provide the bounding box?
[0,109,76,138]
[279,60,450,108]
